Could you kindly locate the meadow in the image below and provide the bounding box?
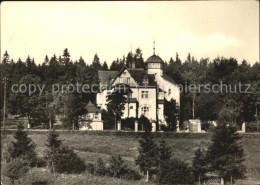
[1,131,260,184]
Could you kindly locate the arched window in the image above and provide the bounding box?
[141,106,149,116]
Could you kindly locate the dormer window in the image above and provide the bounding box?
[143,78,149,84]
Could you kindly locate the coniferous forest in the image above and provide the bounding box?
[1,48,260,130]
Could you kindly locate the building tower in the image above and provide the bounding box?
[144,41,164,76]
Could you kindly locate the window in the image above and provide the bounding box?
[141,91,148,99]
[119,77,123,83]
[127,77,130,84]
[168,89,171,94]
[141,106,149,116]
[95,114,99,120]
[143,78,149,84]
[130,105,133,109]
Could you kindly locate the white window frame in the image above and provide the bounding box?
[141,106,149,116]
[127,77,130,84]
[141,91,148,99]
[119,77,123,83]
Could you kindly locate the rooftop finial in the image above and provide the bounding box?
[153,40,155,55]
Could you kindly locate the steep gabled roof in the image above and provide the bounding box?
[98,70,118,87]
[86,102,101,113]
[128,68,157,86]
[162,74,177,85]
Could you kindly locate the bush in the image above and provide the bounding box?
[94,158,107,176]
[139,115,151,132]
[52,146,86,174]
[120,168,142,181]
[35,157,47,168]
[107,155,127,178]
[86,163,95,174]
[121,117,135,130]
[156,158,194,184]
[3,157,30,185]
[160,124,170,132]
[92,156,142,181]
[101,109,114,130]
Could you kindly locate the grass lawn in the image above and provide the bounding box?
[1,131,260,184]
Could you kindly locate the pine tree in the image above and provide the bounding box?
[2,50,10,63]
[192,148,208,182]
[135,132,158,182]
[45,130,86,174]
[62,48,70,59]
[102,61,108,70]
[206,123,246,183]
[8,123,38,166]
[44,55,49,64]
[3,157,29,185]
[158,139,171,163]
[156,139,172,183]
[158,158,194,184]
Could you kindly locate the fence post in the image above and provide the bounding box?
[231,175,233,185]
[221,177,224,185]
[135,120,138,132]
[117,121,121,131]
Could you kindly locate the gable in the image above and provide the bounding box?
[112,68,138,86]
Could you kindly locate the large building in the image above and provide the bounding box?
[96,51,180,129]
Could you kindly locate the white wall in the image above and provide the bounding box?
[155,74,180,106]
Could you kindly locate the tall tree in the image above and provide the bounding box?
[156,139,172,183]
[192,148,208,182]
[107,91,126,130]
[134,48,144,68]
[2,50,10,63]
[102,61,108,70]
[206,123,246,183]
[136,132,158,182]
[7,123,38,166]
[164,98,178,131]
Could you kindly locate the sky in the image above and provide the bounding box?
[1,1,259,65]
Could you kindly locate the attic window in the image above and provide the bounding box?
[143,78,149,84]
[127,77,130,84]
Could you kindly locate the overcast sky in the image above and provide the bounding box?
[1,1,259,65]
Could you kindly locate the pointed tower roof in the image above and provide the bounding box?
[86,102,101,113]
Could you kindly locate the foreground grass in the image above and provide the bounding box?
[1,167,151,185]
[1,131,260,184]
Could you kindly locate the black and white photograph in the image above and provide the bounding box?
[1,1,259,185]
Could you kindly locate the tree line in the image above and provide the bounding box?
[1,48,259,130]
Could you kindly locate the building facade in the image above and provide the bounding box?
[79,102,103,130]
[96,53,180,129]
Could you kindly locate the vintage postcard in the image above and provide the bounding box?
[1,1,259,185]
